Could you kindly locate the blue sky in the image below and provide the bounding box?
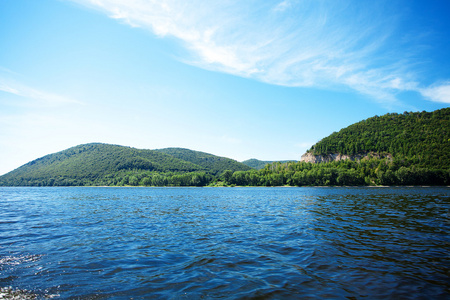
[1,0,449,175]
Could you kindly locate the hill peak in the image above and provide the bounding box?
[303,108,450,168]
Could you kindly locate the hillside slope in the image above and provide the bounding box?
[242,159,296,170]
[0,143,206,186]
[155,148,251,175]
[219,108,450,186]
[2,108,448,187]
[302,108,450,168]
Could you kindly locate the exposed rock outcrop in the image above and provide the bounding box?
[300,152,392,163]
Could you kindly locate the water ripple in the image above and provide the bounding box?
[0,187,449,299]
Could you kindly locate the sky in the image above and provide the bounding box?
[1,0,449,175]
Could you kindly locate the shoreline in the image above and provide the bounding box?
[0,185,448,188]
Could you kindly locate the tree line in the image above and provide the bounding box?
[9,155,447,187]
[220,157,449,187]
[1,108,448,187]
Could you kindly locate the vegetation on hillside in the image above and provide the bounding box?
[0,144,235,186]
[218,157,449,187]
[0,108,448,187]
[216,108,449,187]
[308,108,450,169]
[155,148,251,175]
[241,159,296,170]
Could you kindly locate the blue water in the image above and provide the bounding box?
[1,187,449,299]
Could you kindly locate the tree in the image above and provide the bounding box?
[129,175,139,186]
[221,170,233,184]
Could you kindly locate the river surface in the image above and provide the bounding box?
[0,187,449,299]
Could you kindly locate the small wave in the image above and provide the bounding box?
[0,254,42,266]
[0,286,59,299]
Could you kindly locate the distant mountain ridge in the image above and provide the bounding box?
[242,159,296,170]
[155,147,251,175]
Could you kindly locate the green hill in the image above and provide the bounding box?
[0,143,209,186]
[1,108,448,187]
[155,148,251,175]
[242,159,296,170]
[307,108,450,168]
[219,108,450,186]
[0,143,253,187]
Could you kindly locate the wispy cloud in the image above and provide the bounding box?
[420,82,450,104]
[273,0,293,13]
[71,0,450,105]
[0,77,82,106]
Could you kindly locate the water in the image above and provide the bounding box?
[0,187,449,299]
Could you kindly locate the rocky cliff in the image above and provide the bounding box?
[300,152,393,163]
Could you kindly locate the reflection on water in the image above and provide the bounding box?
[0,187,449,299]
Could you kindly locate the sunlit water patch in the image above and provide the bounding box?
[0,187,449,299]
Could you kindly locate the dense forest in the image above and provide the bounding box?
[308,108,450,169]
[0,108,448,187]
[219,157,449,187]
[227,108,449,186]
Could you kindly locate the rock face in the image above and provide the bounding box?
[300,152,392,163]
[300,153,352,163]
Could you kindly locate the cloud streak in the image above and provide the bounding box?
[420,82,450,104]
[72,0,450,104]
[0,78,82,106]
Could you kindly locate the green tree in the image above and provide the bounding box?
[221,170,233,184]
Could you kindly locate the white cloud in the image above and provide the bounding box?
[71,0,448,105]
[420,82,450,104]
[0,83,19,95]
[0,78,82,106]
[273,1,293,13]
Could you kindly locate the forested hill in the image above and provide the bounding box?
[241,159,273,170]
[216,108,450,187]
[242,159,296,170]
[306,108,450,168]
[1,108,449,187]
[0,143,249,186]
[155,148,251,175]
